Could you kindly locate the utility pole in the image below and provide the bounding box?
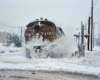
[74,22,89,57]
[93,23,94,48]
[91,0,93,51]
[81,22,84,44]
[88,17,90,51]
[21,27,22,42]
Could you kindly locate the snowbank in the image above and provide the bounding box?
[0,42,100,76]
[0,43,22,53]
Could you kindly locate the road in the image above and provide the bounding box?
[0,69,100,80]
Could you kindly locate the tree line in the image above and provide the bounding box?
[6,33,22,47]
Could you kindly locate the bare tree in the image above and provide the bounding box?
[7,33,22,47]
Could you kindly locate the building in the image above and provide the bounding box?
[98,26,100,37]
[0,32,7,43]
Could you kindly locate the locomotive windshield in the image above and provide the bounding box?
[40,21,52,27]
[27,21,54,27]
[27,21,38,27]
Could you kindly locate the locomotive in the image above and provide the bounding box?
[24,17,65,58]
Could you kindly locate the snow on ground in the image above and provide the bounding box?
[0,43,100,77]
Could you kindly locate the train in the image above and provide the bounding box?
[24,17,65,58]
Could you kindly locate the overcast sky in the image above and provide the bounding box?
[0,0,100,37]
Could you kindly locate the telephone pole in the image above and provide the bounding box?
[81,22,84,44]
[21,27,22,42]
[91,0,93,51]
[88,17,90,51]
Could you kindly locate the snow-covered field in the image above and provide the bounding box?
[0,42,100,78]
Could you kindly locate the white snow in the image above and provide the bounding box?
[0,45,100,75]
[25,36,78,58]
[0,42,100,76]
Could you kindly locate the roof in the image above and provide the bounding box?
[26,19,55,27]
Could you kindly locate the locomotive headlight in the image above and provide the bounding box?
[36,33,39,38]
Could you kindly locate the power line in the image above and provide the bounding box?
[0,20,21,27]
[94,7,100,21]
[93,0,99,20]
[93,1,100,23]
[93,0,98,8]
[95,16,100,22]
[94,6,100,14]
[0,22,20,28]
[94,6,100,17]
[94,14,100,22]
[85,0,98,24]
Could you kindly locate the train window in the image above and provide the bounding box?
[40,21,46,25]
[27,23,33,27]
[46,22,52,27]
[59,28,62,31]
[27,21,38,27]
[40,21,52,27]
[35,21,38,25]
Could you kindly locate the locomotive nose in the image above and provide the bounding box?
[35,25,40,30]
